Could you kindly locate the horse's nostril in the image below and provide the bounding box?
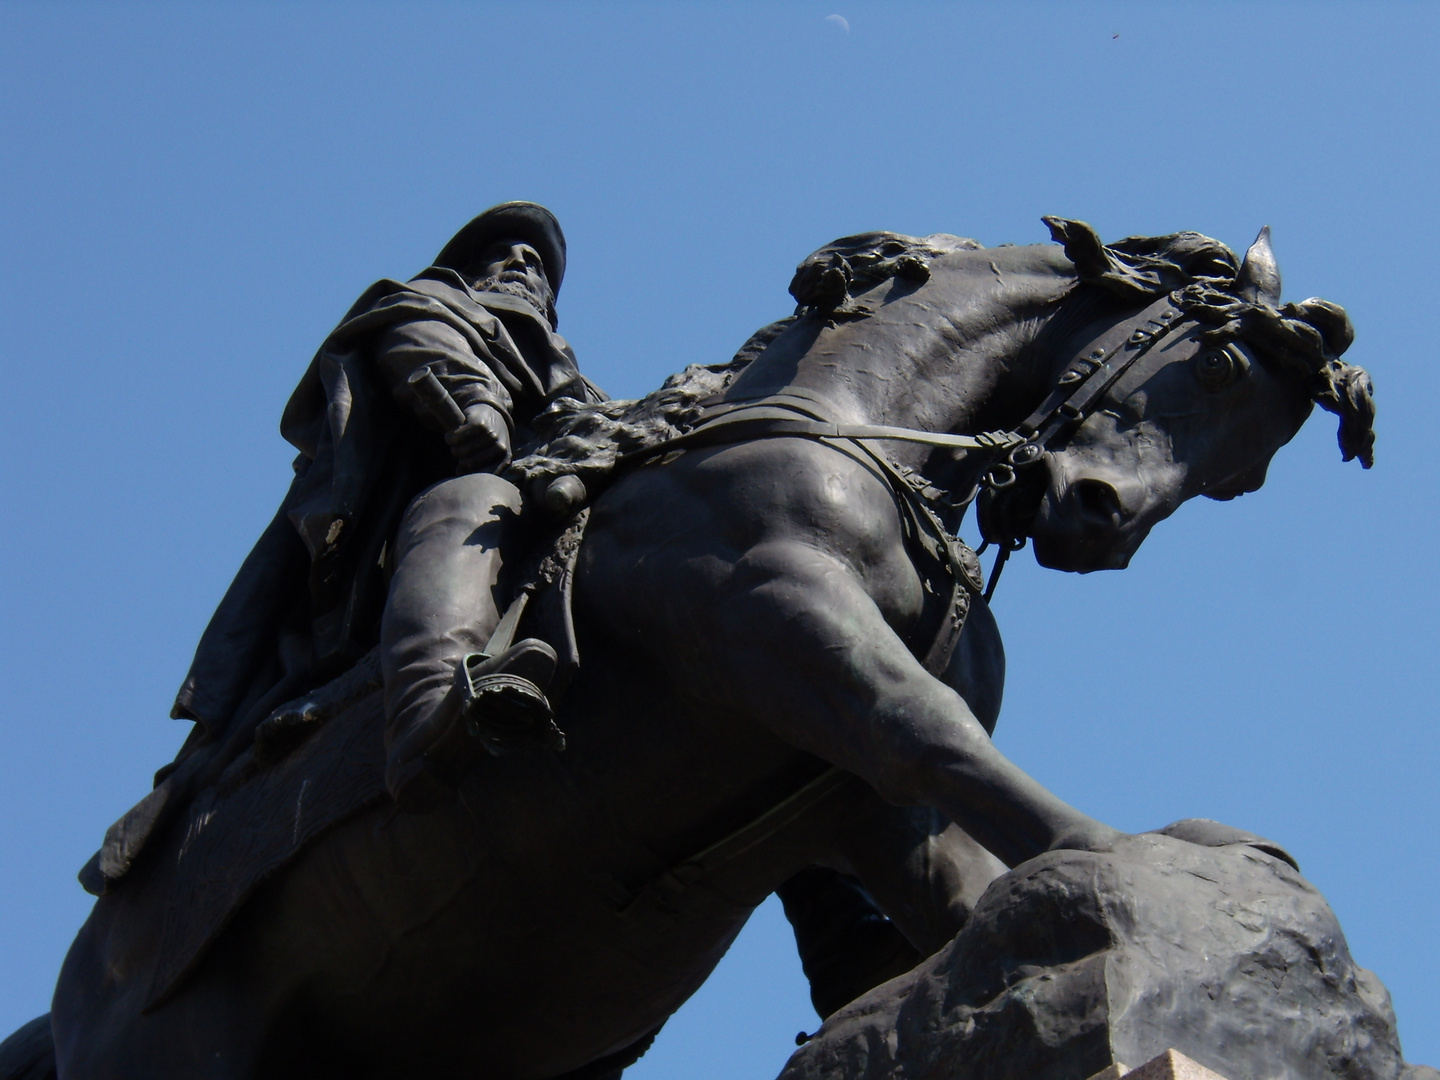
[1074,479,1124,526]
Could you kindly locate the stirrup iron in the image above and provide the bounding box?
[459,637,566,756]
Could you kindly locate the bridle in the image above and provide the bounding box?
[627,289,1204,599]
[988,293,1190,486]
[971,290,1196,594]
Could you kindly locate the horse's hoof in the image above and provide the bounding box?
[1150,818,1300,871]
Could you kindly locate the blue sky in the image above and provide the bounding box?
[2,3,1437,1074]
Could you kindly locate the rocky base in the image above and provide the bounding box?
[1089,1048,1240,1080]
[778,832,1426,1080]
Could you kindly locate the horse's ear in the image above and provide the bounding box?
[1238,226,1282,307]
[1043,216,1164,300]
[1043,217,1117,280]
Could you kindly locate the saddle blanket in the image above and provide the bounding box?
[139,690,389,1009]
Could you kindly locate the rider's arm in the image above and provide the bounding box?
[374,318,514,428]
[374,318,516,470]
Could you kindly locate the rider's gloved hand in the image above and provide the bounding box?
[446,402,512,473]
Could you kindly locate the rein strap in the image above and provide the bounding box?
[624,406,1022,464]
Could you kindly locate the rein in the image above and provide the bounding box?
[650,388,1025,458]
[629,291,1195,598]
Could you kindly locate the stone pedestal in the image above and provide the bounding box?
[776,833,1424,1080]
[1087,1049,1231,1080]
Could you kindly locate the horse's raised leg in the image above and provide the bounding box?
[698,540,1120,869]
[774,585,1013,1018]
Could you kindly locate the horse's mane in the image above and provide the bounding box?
[786,231,981,320]
[506,357,749,493]
[507,232,988,491]
[508,218,1375,495]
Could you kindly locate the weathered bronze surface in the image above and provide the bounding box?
[1,209,1402,1080]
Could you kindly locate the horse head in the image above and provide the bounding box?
[989,218,1375,573]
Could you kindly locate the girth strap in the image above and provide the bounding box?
[618,765,859,919]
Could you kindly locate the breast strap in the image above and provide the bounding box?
[610,393,995,920]
[629,389,987,678]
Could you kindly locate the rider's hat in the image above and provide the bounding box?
[433,202,567,295]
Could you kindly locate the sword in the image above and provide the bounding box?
[407,367,467,431]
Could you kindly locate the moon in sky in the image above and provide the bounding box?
[824,14,849,34]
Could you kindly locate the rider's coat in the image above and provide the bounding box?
[171,268,600,748]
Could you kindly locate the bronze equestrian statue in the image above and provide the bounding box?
[2,209,1374,1079]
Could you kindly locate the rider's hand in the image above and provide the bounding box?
[446,403,512,473]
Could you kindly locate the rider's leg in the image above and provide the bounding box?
[381,473,555,810]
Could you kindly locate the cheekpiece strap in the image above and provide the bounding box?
[1018,294,1189,449]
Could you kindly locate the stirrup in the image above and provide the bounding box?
[459,642,566,755]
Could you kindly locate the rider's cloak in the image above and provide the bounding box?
[81,269,602,896]
[170,268,599,752]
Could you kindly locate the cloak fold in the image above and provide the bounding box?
[86,268,601,897]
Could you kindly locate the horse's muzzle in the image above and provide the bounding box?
[1029,464,1154,573]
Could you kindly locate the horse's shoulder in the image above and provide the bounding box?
[590,437,908,573]
[703,437,905,537]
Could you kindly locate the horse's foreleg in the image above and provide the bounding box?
[827,802,1005,956]
[705,542,1119,868]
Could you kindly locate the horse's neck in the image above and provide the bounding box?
[735,247,1087,471]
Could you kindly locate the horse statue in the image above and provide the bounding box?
[9,217,1373,1079]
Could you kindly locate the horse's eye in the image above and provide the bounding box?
[1194,347,1244,390]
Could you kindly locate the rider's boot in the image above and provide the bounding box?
[458,638,566,754]
[384,637,562,813]
[381,473,566,813]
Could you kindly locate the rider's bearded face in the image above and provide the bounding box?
[468,240,556,320]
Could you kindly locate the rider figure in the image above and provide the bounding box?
[371,204,594,810]
[172,202,600,813]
